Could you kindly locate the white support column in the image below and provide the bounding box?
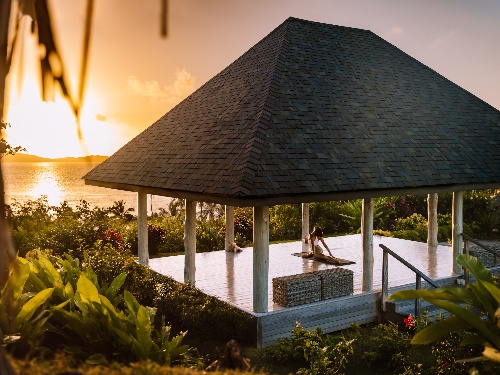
[184,199,197,284]
[362,198,374,292]
[253,206,269,313]
[452,191,464,275]
[427,193,438,247]
[225,205,235,251]
[137,192,149,265]
[301,203,310,252]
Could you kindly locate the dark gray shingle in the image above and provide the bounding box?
[84,17,500,205]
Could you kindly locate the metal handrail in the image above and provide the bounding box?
[379,244,438,318]
[460,233,500,283]
[461,232,500,258]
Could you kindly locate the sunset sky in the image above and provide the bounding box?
[4,0,500,158]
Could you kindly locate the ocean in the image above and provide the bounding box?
[2,162,171,214]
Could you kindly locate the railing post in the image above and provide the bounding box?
[415,274,422,317]
[382,248,388,312]
[463,237,469,284]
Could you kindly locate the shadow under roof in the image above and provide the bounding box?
[84,17,500,206]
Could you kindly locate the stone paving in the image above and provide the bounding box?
[149,234,454,313]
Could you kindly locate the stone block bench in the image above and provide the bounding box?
[273,268,354,307]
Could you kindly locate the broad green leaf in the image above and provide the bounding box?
[107,273,127,297]
[461,333,486,346]
[136,305,152,358]
[63,345,88,354]
[426,298,500,350]
[1,262,30,304]
[83,267,100,289]
[25,270,49,293]
[77,274,100,303]
[86,353,107,364]
[64,282,74,300]
[389,288,463,302]
[457,254,494,284]
[468,282,496,319]
[14,288,54,327]
[111,326,134,345]
[411,315,469,344]
[38,254,62,286]
[124,290,140,320]
[482,281,500,307]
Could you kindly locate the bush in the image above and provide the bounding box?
[233,207,253,245]
[269,204,302,241]
[265,322,354,375]
[361,321,412,371]
[2,252,192,366]
[86,245,255,344]
[395,213,427,231]
[196,218,225,252]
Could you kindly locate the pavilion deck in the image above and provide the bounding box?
[149,234,470,346]
[149,234,455,313]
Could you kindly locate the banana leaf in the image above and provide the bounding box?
[411,315,470,345]
[423,298,500,349]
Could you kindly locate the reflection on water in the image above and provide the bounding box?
[3,162,171,212]
[25,163,64,206]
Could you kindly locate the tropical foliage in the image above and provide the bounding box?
[0,252,192,365]
[389,254,500,370]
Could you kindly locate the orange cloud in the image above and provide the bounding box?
[127,69,196,106]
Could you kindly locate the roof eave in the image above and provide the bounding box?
[84,179,500,207]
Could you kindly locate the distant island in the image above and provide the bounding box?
[1,154,108,163]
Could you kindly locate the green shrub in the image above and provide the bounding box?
[196,218,225,252]
[2,252,192,366]
[86,245,254,344]
[265,322,353,375]
[392,225,428,242]
[361,321,412,371]
[154,282,254,344]
[269,204,302,241]
[395,213,427,231]
[390,254,500,372]
[373,229,392,237]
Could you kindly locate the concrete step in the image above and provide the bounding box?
[384,299,450,320]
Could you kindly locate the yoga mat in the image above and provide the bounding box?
[292,252,356,265]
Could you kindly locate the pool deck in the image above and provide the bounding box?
[149,234,455,313]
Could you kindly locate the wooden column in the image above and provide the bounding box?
[301,203,310,252]
[452,191,464,275]
[427,193,438,247]
[137,192,149,265]
[184,199,197,284]
[225,205,235,251]
[253,206,269,313]
[362,198,374,292]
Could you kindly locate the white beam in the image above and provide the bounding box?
[452,191,464,275]
[184,199,197,284]
[301,203,310,252]
[137,192,149,265]
[362,198,374,292]
[225,205,235,251]
[253,206,269,313]
[427,193,438,247]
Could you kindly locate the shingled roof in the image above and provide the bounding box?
[84,17,500,206]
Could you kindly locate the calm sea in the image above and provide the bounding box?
[2,162,171,214]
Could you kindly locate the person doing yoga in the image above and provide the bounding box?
[302,226,338,262]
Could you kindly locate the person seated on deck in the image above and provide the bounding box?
[302,226,338,262]
[229,242,243,253]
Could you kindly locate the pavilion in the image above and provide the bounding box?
[84,17,500,318]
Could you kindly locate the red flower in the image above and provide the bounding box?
[404,314,414,329]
